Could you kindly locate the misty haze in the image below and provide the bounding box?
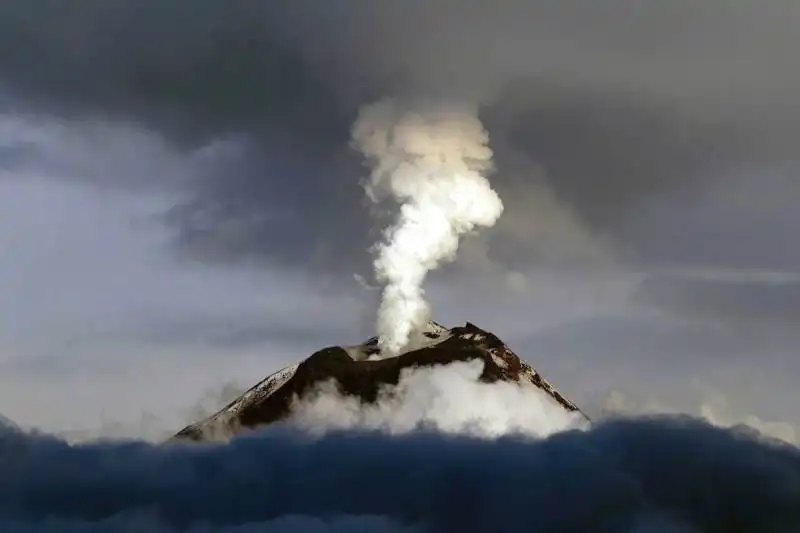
[1,1,799,532]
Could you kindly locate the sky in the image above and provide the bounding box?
[0,0,798,441]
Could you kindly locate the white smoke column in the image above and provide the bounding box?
[352,99,504,355]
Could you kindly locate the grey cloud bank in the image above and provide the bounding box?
[1,0,798,274]
[2,417,800,532]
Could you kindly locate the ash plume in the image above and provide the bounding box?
[352,99,504,354]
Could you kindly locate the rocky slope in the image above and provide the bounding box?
[172,321,588,442]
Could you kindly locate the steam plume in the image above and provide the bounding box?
[352,99,504,354]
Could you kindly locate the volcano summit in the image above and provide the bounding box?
[173,321,588,442]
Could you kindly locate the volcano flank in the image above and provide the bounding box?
[173,321,588,442]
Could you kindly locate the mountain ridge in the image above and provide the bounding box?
[172,321,588,442]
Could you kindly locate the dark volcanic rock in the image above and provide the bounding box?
[172,321,588,442]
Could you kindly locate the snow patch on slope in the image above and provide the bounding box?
[186,363,300,440]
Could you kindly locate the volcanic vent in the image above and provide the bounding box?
[173,321,588,442]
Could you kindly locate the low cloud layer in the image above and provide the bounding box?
[2,416,800,532]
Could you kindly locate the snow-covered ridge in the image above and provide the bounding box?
[224,363,300,415]
[185,363,300,438]
[343,320,452,361]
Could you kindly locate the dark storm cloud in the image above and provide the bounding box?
[2,417,800,532]
[0,0,352,140]
[1,0,798,272]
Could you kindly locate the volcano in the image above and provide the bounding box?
[172,321,588,442]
